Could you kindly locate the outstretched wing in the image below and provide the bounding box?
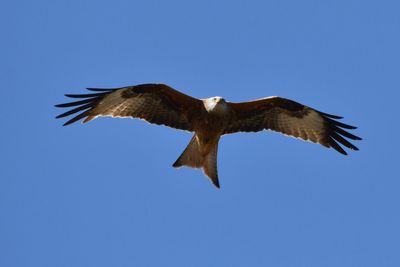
[224,97,362,155]
[55,83,203,131]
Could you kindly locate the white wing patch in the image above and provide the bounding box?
[272,109,326,144]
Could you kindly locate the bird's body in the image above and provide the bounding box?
[56,83,361,188]
[173,97,230,187]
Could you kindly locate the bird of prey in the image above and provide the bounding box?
[56,83,361,188]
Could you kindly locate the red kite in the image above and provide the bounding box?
[56,83,361,188]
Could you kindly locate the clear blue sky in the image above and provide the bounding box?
[1,0,399,266]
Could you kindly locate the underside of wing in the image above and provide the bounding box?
[55,84,202,131]
[224,97,362,155]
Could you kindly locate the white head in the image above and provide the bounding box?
[203,96,229,114]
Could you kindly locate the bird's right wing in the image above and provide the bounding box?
[55,84,203,131]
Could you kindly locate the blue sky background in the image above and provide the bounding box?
[1,0,399,266]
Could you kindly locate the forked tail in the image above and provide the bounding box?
[173,135,220,188]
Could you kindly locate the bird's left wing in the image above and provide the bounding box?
[224,96,362,155]
[55,84,203,131]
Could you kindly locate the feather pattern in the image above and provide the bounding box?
[224,97,361,155]
[55,84,202,129]
[56,84,362,188]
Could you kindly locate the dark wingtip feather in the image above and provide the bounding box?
[55,103,93,119]
[319,111,343,119]
[55,98,97,108]
[332,125,361,140]
[64,92,109,98]
[328,137,348,155]
[56,88,117,125]
[320,111,361,155]
[331,132,359,151]
[325,117,357,129]
[62,111,90,126]
[86,88,116,92]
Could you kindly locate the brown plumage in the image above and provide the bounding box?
[55,83,362,188]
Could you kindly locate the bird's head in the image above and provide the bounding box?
[203,96,228,114]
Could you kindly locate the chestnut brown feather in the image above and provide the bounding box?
[224,96,361,156]
[56,84,362,188]
[55,84,202,130]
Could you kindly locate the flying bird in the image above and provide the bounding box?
[55,83,361,188]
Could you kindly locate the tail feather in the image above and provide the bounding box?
[202,143,220,188]
[172,135,202,168]
[173,135,221,188]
